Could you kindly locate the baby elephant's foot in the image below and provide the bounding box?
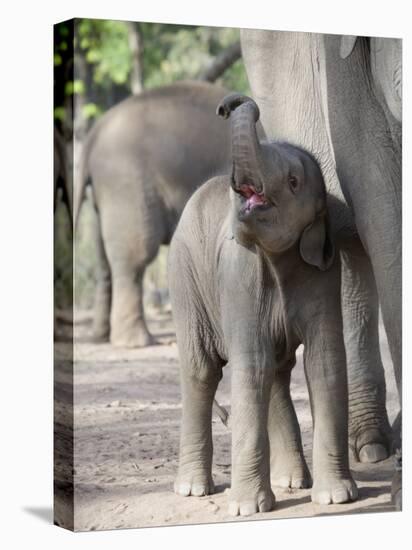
[312,475,358,505]
[271,453,312,489]
[174,468,214,497]
[228,487,275,517]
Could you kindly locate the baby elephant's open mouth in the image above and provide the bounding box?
[237,184,269,214]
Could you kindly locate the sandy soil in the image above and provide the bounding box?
[54,310,400,531]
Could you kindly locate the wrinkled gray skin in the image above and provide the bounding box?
[169,94,358,517]
[75,81,232,347]
[241,31,401,470]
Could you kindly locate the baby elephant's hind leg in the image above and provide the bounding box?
[268,369,312,489]
[170,237,223,496]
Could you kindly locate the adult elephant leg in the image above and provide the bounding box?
[99,190,161,348]
[341,237,392,463]
[268,368,312,488]
[366,231,401,415]
[325,34,401,509]
[91,210,112,342]
[324,34,402,411]
[110,265,154,348]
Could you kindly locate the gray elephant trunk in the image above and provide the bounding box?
[217,94,264,193]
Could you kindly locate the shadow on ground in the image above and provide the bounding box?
[23,507,53,524]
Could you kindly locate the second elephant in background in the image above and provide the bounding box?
[75,81,232,347]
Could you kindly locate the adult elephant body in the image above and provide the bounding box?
[75,81,232,347]
[241,31,401,467]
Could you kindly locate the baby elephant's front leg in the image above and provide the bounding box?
[229,362,276,516]
[304,316,358,505]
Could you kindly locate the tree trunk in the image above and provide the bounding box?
[127,22,144,94]
[198,41,241,83]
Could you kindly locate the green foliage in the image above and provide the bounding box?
[54,19,250,124]
[53,107,65,123]
[82,103,102,120]
[78,19,132,87]
[221,58,250,95]
[135,24,249,92]
[54,19,251,309]
[65,79,85,95]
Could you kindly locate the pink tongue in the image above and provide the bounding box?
[247,193,266,208]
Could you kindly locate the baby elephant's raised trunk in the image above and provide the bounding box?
[216,94,264,193]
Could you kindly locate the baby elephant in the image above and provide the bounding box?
[169,94,358,516]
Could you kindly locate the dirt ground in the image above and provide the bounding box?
[54,309,400,531]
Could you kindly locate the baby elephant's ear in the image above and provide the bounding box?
[299,214,335,271]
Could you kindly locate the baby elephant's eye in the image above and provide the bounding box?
[288,175,299,193]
